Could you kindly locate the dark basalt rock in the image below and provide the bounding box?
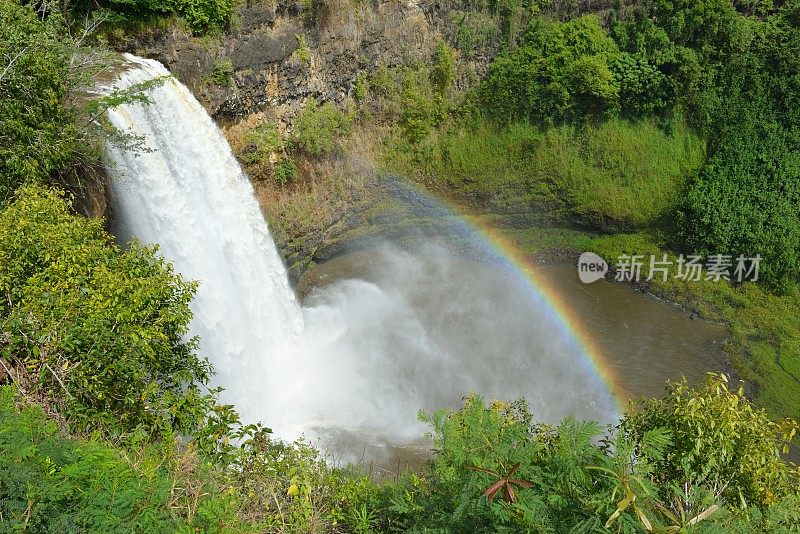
[230,28,298,69]
[120,0,440,122]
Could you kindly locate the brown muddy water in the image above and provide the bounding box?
[301,244,729,475]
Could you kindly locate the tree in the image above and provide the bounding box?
[681,103,800,290]
[480,16,621,124]
[623,373,800,509]
[0,1,77,205]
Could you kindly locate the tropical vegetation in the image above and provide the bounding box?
[377,0,800,423]
[1,0,799,532]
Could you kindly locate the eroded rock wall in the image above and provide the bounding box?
[120,0,439,124]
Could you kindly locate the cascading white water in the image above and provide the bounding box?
[105,55,617,461]
[105,55,303,421]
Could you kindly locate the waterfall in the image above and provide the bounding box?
[105,55,303,421]
[105,55,616,460]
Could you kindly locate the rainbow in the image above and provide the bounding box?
[396,180,626,416]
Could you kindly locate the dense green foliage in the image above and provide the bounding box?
[375,375,799,532]
[625,375,798,509]
[609,12,701,119]
[681,102,800,291]
[676,3,800,290]
[470,0,800,288]
[0,186,211,436]
[0,386,188,531]
[0,383,379,533]
[4,367,799,533]
[171,0,235,33]
[481,16,622,124]
[0,1,77,205]
[77,0,234,33]
[211,58,235,85]
[274,158,301,185]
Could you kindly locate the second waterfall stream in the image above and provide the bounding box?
[105,55,617,459]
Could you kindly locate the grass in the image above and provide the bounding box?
[384,117,704,230]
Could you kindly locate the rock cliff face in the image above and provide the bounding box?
[112,0,623,281]
[122,0,440,124]
[118,0,623,124]
[110,0,451,280]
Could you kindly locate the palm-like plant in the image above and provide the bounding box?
[589,465,655,530]
[467,463,535,503]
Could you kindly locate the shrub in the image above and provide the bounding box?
[353,72,368,102]
[171,0,235,34]
[377,375,800,532]
[0,186,212,436]
[611,52,669,116]
[400,72,440,144]
[0,385,254,531]
[211,58,234,85]
[242,122,285,165]
[232,427,372,530]
[369,64,398,98]
[296,34,312,65]
[610,13,702,117]
[291,100,351,157]
[623,373,800,509]
[676,9,800,291]
[651,0,743,56]
[430,39,457,96]
[274,158,300,185]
